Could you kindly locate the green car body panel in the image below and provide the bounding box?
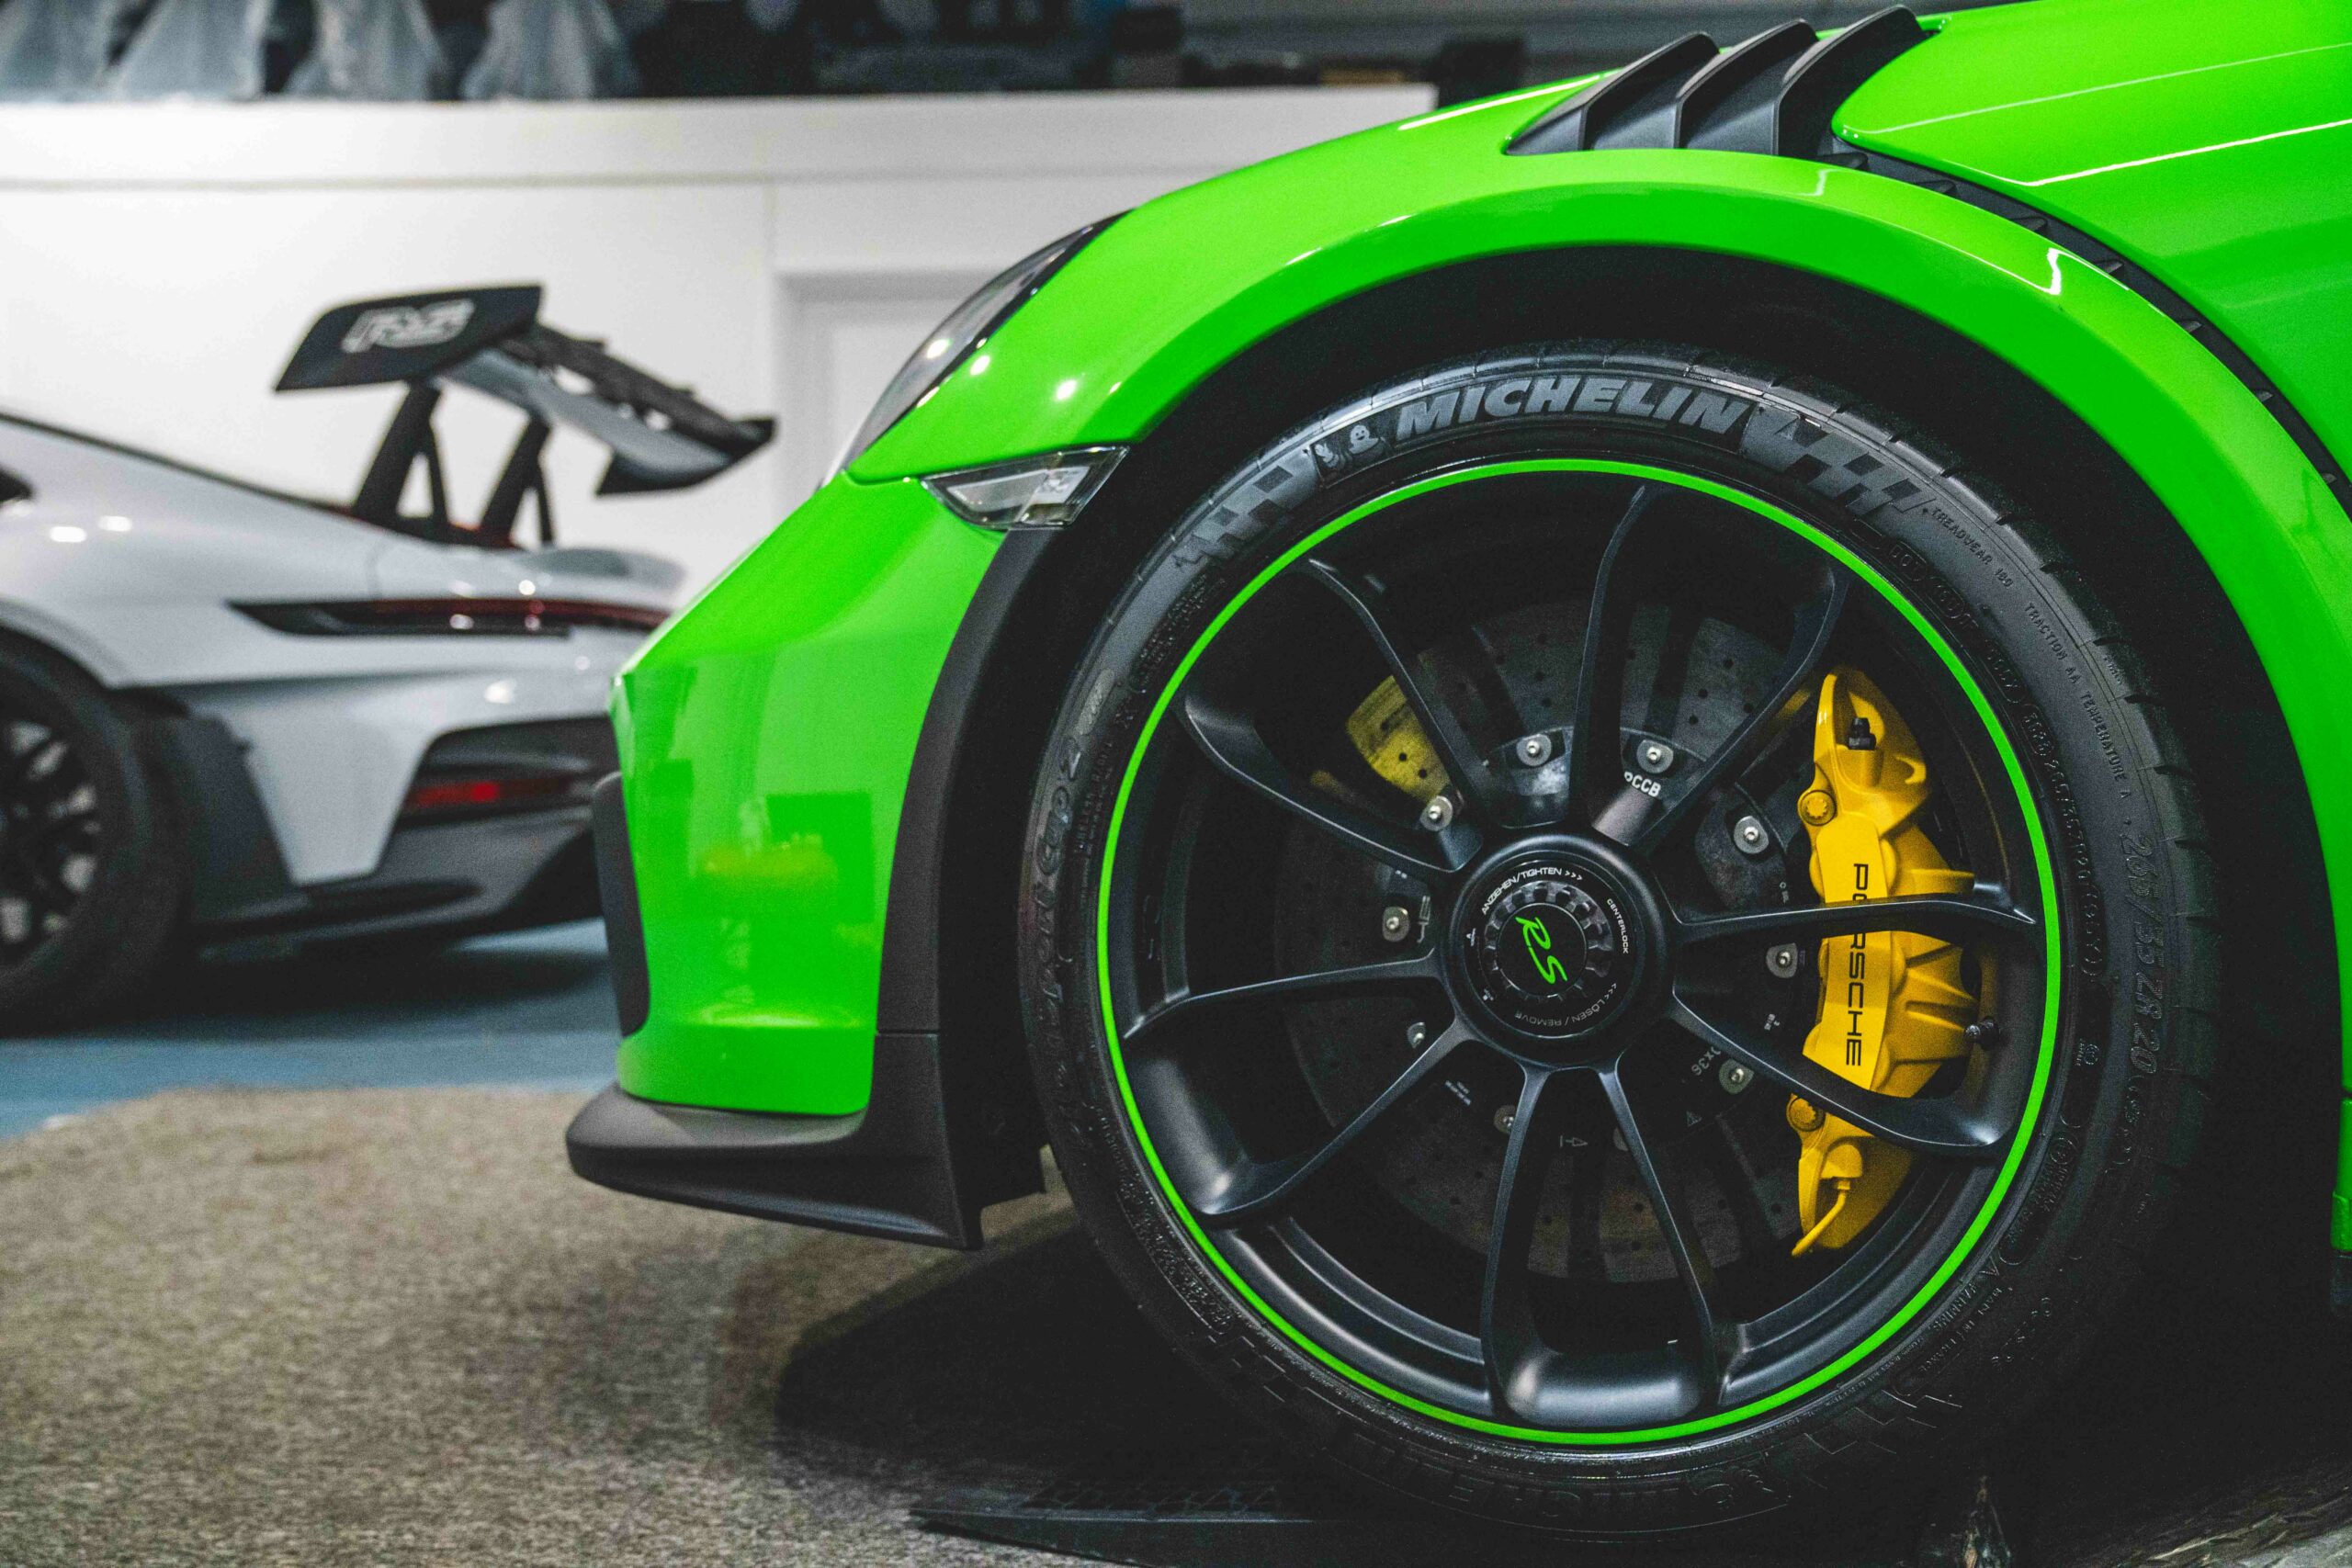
[612,475,998,1114]
[605,0,2352,1240]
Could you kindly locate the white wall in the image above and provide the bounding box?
[0,86,1429,587]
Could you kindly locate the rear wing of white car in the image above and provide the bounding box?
[277,285,774,547]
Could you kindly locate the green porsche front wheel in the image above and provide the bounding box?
[1019,344,2217,1534]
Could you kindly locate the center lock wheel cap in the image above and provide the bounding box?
[1463,854,1642,1044]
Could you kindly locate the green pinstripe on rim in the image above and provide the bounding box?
[1093,457,2063,1446]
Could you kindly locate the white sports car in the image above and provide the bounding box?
[0,286,771,1028]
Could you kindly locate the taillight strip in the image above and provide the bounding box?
[235,598,666,637]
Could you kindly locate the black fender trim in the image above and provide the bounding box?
[1833,149,2348,491]
[151,714,304,927]
[875,527,1055,1032]
[590,773,650,1037]
[565,1032,990,1248]
[861,526,1057,1239]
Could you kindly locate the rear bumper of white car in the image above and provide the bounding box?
[160,709,615,956]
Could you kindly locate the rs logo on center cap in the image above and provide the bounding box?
[1468,861,1636,1042]
[1518,913,1569,987]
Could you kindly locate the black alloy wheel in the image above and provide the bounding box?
[1102,464,2048,1436]
[1022,344,2216,1536]
[0,710,103,956]
[0,636,186,1031]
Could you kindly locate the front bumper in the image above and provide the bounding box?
[571,769,1019,1249]
[605,473,1001,1117]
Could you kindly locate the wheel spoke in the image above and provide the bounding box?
[1561,484,1667,832]
[1674,889,2039,952]
[1195,1019,1476,1226]
[1480,1064,1571,1422]
[1125,953,1443,1045]
[0,843,77,917]
[1297,559,1510,830]
[1702,1119,1789,1262]
[1180,688,1464,878]
[1,733,64,793]
[1667,998,2012,1159]
[1598,1064,1727,1413]
[1632,573,1849,853]
[22,806,101,852]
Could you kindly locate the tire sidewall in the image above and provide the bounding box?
[1019,344,2203,1532]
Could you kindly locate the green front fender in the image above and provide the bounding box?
[854,118,2352,1097]
[613,475,1000,1113]
[624,100,2352,1140]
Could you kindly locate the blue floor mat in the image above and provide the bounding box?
[0,921,616,1138]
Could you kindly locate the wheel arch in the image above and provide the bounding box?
[904,234,2342,1236]
[0,602,139,690]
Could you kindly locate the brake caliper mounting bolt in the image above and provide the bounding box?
[1719,1060,1755,1094]
[1787,1098,1825,1133]
[1799,788,1837,827]
[1516,732,1554,766]
[1419,794,1456,830]
[1637,739,1675,773]
[1766,943,1801,979]
[1733,814,1772,856]
[1380,905,1411,943]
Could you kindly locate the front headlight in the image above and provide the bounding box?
[831,215,1119,476]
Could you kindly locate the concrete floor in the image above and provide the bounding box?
[2,932,2348,1566]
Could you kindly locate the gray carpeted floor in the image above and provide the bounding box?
[0,1088,1081,1567]
[1,1086,2346,1567]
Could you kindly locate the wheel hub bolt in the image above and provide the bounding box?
[1380,905,1411,942]
[1719,1060,1755,1094]
[1419,795,1456,830]
[1515,732,1554,766]
[1733,814,1772,856]
[1636,739,1675,773]
[1765,943,1801,979]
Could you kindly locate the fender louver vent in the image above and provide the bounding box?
[1509,6,1928,159]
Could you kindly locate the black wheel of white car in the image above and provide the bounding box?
[0,636,186,1031]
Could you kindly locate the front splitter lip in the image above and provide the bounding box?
[565,1027,1021,1251]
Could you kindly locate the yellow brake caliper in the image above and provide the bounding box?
[1346,679,1447,806]
[1788,668,1982,1255]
